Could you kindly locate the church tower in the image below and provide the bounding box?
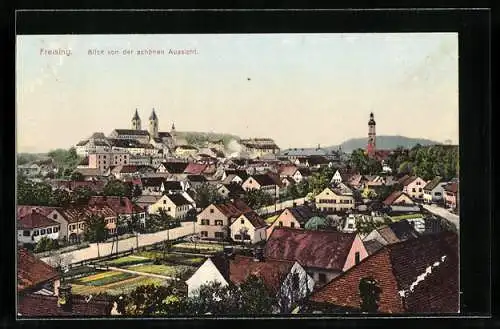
[367,112,376,157]
[170,123,177,146]
[131,109,141,130]
[148,108,159,138]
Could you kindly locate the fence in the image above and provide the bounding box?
[255,197,306,216]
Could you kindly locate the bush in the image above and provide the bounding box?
[34,237,59,253]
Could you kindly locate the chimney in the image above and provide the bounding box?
[57,284,73,311]
[253,247,264,262]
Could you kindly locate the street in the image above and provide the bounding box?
[421,203,460,231]
[41,221,195,265]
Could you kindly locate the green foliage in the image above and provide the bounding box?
[350,149,383,175]
[103,179,130,197]
[389,145,458,181]
[359,278,381,313]
[17,153,43,165]
[192,183,226,209]
[72,186,97,205]
[242,188,274,208]
[117,283,181,316]
[70,171,84,181]
[76,272,136,286]
[83,214,107,243]
[17,176,55,206]
[47,147,81,177]
[34,236,59,253]
[178,132,240,149]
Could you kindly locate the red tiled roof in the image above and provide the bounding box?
[17,248,59,292]
[57,205,117,223]
[111,165,138,174]
[308,232,458,313]
[17,293,113,317]
[399,175,418,187]
[88,196,144,215]
[17,206,61,218]
[214,200,253,219]
[383,191,406,206]
[18,213,60,229]
[228,255,295,293]
[183,163,208,175]
[264,228,357,271]
[444,182,458,194]
[279,166,298,177]
[241,211,267,229]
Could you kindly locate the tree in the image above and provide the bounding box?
[242,189,274,209]
[34,236,59,253]
[127,213,142,249]
[117,284,181,316]
[51,188,72,207]
[193,183,225,209]
[103,179,129,197]
[131,184,143,199]
[237,275,276,314]
[359,277,381,313]
[72,186,96,204]
[70,171,84,181]
[83,214,107,257]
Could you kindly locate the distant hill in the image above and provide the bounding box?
[328,135,443,153]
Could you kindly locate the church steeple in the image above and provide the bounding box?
[148,108,159,138]
[367,112,376,157]
[131,109,141,130]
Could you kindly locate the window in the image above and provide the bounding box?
[419,188,422,192]
[355,252,361,265]
[215,220,223,226]
[234,234,241,240]
[201,219,209,225]
[412,188,416,192]
[241,219,245,224]
[318,273,327,283]
[290,222,295,228]
[47,228,52,234]
[53,214,58,219]
[33,230,39,236]
[210,208,214,213]
[200,231,208,237]
[214,232,224,239]
[279,221,283,227]
[163,200,167,204]
[348,223,354,229]
[167,207,171,211]
[23,230,30,237]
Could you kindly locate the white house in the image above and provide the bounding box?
[185,257,230,297]
[423,177,447,204]
[185,253,315,312]
[17,212,60,244]
[330,170,343,185]
[230,212,267,244]
[148,193,194,220]
[242,174,280,199]
[400,176,428,200]
[315,187,355,213]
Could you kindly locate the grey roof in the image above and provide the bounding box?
[133,109,140,120]
[113,129,150,136]
[167,193,191,206]
[280,148,328,157]
[363,239,384,255]
[149,109,158,120]
[424,176,442,191]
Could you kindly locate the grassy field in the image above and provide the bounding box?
[125,264,196,279]
[265,215,278,224]
[173,242,224,251]
[73,271,136,286]
[71,276,167,296]
[390,214,424,222]
[134,251,206,266]
[102,255,151,266]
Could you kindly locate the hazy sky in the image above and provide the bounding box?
[17,33,458,153]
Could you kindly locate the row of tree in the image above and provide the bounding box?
[17,176,142,207]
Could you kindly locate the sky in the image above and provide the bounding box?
[16,33,458,153]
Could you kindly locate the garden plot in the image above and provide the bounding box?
[172,242,224,252]
[124,264,196,280]
[101,255,152,267]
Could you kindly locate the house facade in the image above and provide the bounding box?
[88,151,130,173]
[265,228,368,287]
[230,212,267,244]
[444,182,458,209]
[401,176,428,200]
[423,180,447,204]
[266,205,314,238]
[196,200,252,240]
[17,213,61,244]
[315,187,355,213]
[242,174,280,199]
[149,194,193,220]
